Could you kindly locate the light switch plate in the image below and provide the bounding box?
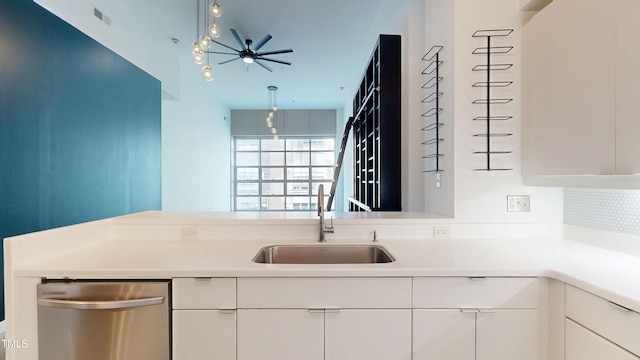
[507,195,530,212]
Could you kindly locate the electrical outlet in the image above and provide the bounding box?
[433,226,451,239]
[507,195,531,212]
[181,226,199,240]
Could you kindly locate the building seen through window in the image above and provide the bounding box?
[234,137,335,211]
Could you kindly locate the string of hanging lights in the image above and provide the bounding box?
[266,86,279,140]
[191,0,222,81]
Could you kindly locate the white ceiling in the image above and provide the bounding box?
[87,0,406,110]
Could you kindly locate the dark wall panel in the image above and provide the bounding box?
[0,0,162,319]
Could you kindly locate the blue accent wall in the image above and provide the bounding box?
[0,0,162,319]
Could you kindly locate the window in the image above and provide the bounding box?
[234,137,335,211]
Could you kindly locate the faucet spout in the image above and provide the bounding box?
[317,184,334,242]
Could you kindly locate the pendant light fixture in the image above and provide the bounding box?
[266,86,279,140]
[192,0,222,81]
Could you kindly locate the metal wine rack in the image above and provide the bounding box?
[471,29,514,171]
[422,45,444,173]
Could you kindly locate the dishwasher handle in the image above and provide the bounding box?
[38,296,165,310]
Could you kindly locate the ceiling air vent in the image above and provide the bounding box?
[93,7,111,26]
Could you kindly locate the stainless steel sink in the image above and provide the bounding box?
[252,244,395,264]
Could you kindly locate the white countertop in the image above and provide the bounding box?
[12,235,640,313]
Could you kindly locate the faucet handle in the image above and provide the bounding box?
[327,216,334,230]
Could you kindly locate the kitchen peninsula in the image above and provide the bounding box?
[4,211,640,360]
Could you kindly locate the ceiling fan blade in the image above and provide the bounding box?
[211,39,241,53]
[205,51,238,55]
[230,29,246,49]
[252,34,272,51]
[254,60,273,72]
[256,57,292,66]
[219,57,241,65]
[256,49,294,56]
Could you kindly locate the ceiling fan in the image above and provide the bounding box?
[207,29,293,72]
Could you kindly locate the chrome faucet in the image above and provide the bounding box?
[317,184,334,242]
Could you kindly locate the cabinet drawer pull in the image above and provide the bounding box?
[468,277,487,281]
[460,308,479,313]
[219,309,236,314]
[478,308,496,313]
[308,308,325,313]
[195,277,213,281]
[608,301,632,313]
[325,308,341,313]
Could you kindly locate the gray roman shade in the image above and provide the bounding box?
[231,109,337,136]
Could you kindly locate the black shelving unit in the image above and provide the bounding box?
[471,29,514,172]
[351,34,401,212]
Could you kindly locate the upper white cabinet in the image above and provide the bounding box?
[523,0,640,182]
[615,0,640,174]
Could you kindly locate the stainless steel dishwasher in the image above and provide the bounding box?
[37,280,170,360]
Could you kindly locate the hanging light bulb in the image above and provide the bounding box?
[209,23,221,38]
[192,50,205,64]
[192,41,203,54]
[267,120,273,128]
[199,34,211,50]
[211,2,221,17]
[271,128,277,135]
[202,65,214,81]
[273,134,279,141]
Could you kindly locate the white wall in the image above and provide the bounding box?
[424,0,456,216]
[422,0,564,224]
[34,0,180,98]
[162,56,231,211]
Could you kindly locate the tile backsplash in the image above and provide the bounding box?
[564,188,640,237]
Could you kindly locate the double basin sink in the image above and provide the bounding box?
[252,244,395,264]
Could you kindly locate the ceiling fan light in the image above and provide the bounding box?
[211,2,221,17]
[242,55,254,64]
[209,23,221,39]
[202,65,214,81]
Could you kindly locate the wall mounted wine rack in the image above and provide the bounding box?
[422,45,444,173]
[471,29,514,171]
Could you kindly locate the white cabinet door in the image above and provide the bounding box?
[237,309,324,360]
[413,309,537,360]
[172,310,236,360]
[413,310,475,360]
[476,310,539,360]
[522,0,617,176]
[324,309,412,360]
[566,319,640,360]
[615,0,640,174]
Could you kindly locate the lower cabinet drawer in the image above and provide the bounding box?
[566,318,639,360]
[237,277,412,309]
[173,310,236,359]
[413,277,539,309]
[172,278,236,309]
[566,285,640,357]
